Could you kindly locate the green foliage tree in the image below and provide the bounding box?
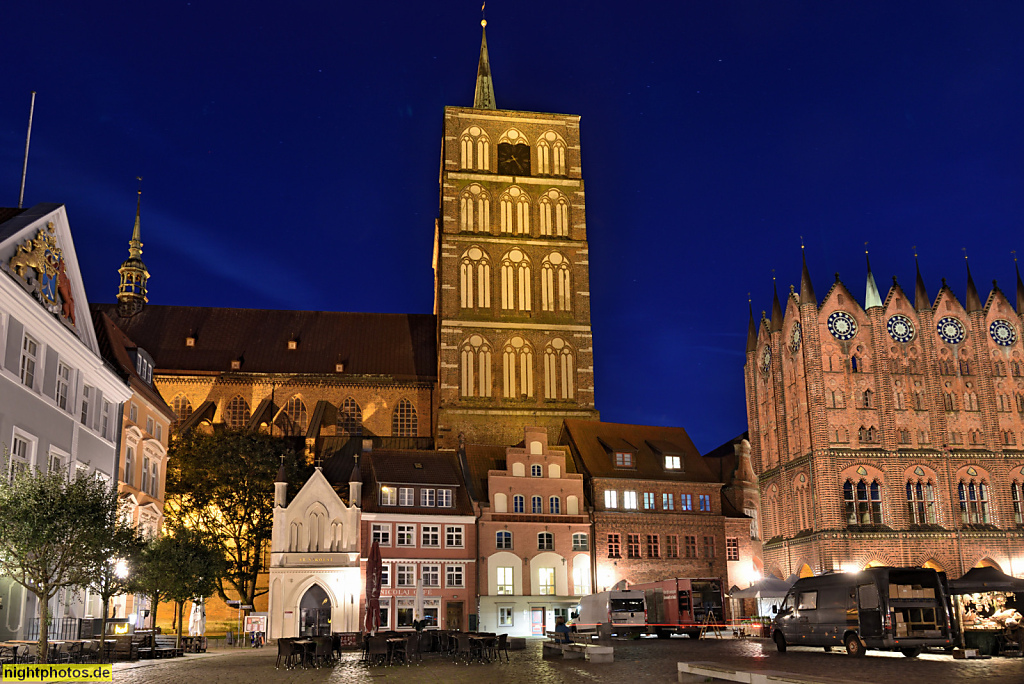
[0,449,124,664]
[84,518,143,661]
[164,429,301,607]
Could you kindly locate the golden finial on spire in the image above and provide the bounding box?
[136,175,142,193]
[1013,249,1018,263]
[864,240,869,255]
[962,247,969,261]
[771,268,776,282]
[912,245,918,258]
[481,2,486,26]
[799,235,805,250]
[747,292,751,305]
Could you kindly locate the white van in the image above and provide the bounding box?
[569,589,647,637]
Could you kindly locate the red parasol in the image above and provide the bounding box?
[364,539,382,634]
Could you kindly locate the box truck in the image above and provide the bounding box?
[568,589,647,637]
[631,578,725,638]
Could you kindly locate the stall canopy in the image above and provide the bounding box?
[948,566,1024,595]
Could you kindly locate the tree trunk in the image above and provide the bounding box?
[176,600,184,652]
[98,596,109,663]
[150,594,159,653]
[36,589,49,664]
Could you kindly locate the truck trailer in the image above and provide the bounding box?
[568,589,647,637]
[630,577,726,638]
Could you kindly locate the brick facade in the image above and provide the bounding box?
[746,256,1024,580]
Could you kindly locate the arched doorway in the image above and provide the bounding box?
[299,584,332,637]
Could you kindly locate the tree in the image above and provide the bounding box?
[0,449,124,664]
[84,519,143,661]
[164,429,302,608]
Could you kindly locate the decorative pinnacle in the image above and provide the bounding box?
[481,2,486,26]
[1013,249,1018,263]
[962,247,968,261]
[747,292,751,305]
[912,245,918,258]
[800,235,805,250]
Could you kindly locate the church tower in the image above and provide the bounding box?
[116,184,149,318]
[433,20,600,448]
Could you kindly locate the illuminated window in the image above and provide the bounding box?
[461,335,493,398]
[460,127,490,171]
[538,189,570,236]
[498,186,531,235]
[500,249,532,311]
[380,486,397,506]
[844,478,883,525]
[664,455,681,470]
[604,490,617,509]
[225,396,250,429]
[497,567,514,595]
[543,338,575,400]
[502,337,534,399]
[459,184,491,233]
[537,568,555,595]
[623,491,638,510]
[460,247,492,309]
[906,478,937,525]
[958,479,990,525]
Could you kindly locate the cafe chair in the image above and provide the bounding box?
[454,633,473,664]
[275,638,301,670]
[496,633,510,663]
[313,637,333,667]
[367,636,389,666]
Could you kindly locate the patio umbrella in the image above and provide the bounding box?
[188,597,206,636]
[364,540,382,635]
[948,566,1024,594]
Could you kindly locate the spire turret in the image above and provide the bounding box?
[799,245,816,306]
[473,18,496,109]
[864,247,882,309]
[913,249,929,312]
[116,179,149,318]
[964,252,982,312]
[769,276,783,332]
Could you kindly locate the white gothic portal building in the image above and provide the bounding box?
[268,462,362,639]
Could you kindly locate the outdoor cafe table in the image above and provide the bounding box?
[291,639,315,668]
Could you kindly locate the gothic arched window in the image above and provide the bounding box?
[224,395,250,429]
[499,186,531,235]
[536,131,567,176]
[500,249,532,311]
[460,246,491,309]
[337,397,363,436]
[844,477,883,525]
[543,338,575,400]
[460,335,493,398]
[1012,481,1023,525]
[541,253,571,313]
[460,126,490,171]
[538,189,570,237]
[906,477,937,525]
[171,395,192,431]
[497,129,530,175]
[459,184,490,233]
[277,396,307,436]
[392,399,417,437]
[502,337,534,399]
[958,477,990,525]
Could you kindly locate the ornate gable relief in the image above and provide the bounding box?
[274,469,360,557]
[0,206,100,354]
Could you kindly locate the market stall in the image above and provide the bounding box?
[728,576,794,637]
[947,566,1024,656]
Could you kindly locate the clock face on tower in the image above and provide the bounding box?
[936,316,966,345]
[886,314,916,343]
[497,142,531,175]
[990,319,1017,346]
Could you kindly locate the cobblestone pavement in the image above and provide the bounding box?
[103,637,1024,684]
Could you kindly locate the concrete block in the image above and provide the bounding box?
[585,644,614,663]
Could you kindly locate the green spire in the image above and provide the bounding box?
[473,19,496,109]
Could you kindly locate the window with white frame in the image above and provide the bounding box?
[445,526,464,548]
[572,533,588,551]
[397,599,415,628]
[124,446,135,487]
[572,566,591,595]
[379,598,391,628]
[531,464,542,477]
[699,494,711,511]
[421,565,440,587]
[372,523,391,546]
[496,530,512,549]
[537,568,555,595]
[150,461,159,498]
[513,494,525,513]
[623,491,638,510]
[142,456,150,494]
[56,362,71,410]
[20,335,37,388]
[399,487,414,506]
[397,564,415,587]
[497,567,514,595]
[538,532,554,550]
[604,490,617,509]
[397,524,415,547]
[421,525,439,547]
[8,433,32,482]
[81,386,93,426]
[446,565,464,588]
[438,489,453,507]
[498,606,514,626]
[643,492,655,510]
[532,495,543,514]
[49,450,64,475]
[664,455,681,470]
[155,422,162,441]
[663,493,675,510]
[380,485,397,506]
[101,402,111,439]
[129,403,138,423]
[549,496,560,514]
[146,416,154,435]
[380,564,391,586]
[420,488,435,507]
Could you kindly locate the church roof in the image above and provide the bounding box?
[560,419,717,483]
[91,304,437,380]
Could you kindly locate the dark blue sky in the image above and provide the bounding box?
[3,2,1023,452]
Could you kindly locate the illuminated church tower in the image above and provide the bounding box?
[434,20,600,448]
[116,185,149,318]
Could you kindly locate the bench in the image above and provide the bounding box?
[153,635,183,658]
[678,662,858,684]
[543,633,613,662]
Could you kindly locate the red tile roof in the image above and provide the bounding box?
[91,304,436,380]
[361,450,474,516]
[92,310,174,418]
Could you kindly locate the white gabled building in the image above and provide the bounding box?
[0,203,133,640]
[268,457,362,639]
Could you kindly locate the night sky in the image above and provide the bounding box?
[3,2,1024,453]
